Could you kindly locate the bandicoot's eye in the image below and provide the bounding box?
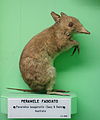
[68,22,73,27]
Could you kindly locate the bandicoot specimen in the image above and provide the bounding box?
[8,12,90,95]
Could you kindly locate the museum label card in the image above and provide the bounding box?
[8,98,71,118]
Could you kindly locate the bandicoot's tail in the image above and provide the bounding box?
[7,88,34,92]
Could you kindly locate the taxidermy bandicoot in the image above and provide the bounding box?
[8,12,90,95]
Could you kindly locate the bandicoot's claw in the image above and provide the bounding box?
[71,45,80,56]
[77,45,80,54]
[71,47,77,56]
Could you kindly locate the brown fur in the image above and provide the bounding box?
[14,12,90,95]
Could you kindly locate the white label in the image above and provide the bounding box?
[8,98,71,118]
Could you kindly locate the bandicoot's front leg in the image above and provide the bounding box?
[71,45,80,56]
[69,40,80,55]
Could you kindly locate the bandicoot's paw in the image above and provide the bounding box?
[71,45,80,56]
[47,91,70,96]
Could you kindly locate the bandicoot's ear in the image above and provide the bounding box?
[51,12,60,22]
[60,12,68,17]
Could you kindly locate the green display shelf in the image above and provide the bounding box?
[0,91,77,119]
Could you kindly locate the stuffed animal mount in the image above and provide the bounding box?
[8,12,90,96]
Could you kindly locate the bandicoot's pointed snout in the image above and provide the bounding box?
[79,27,90,34]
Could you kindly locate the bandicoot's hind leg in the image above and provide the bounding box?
[53,89,70,92]
[46,66,70,96]
[47,91,70,96]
